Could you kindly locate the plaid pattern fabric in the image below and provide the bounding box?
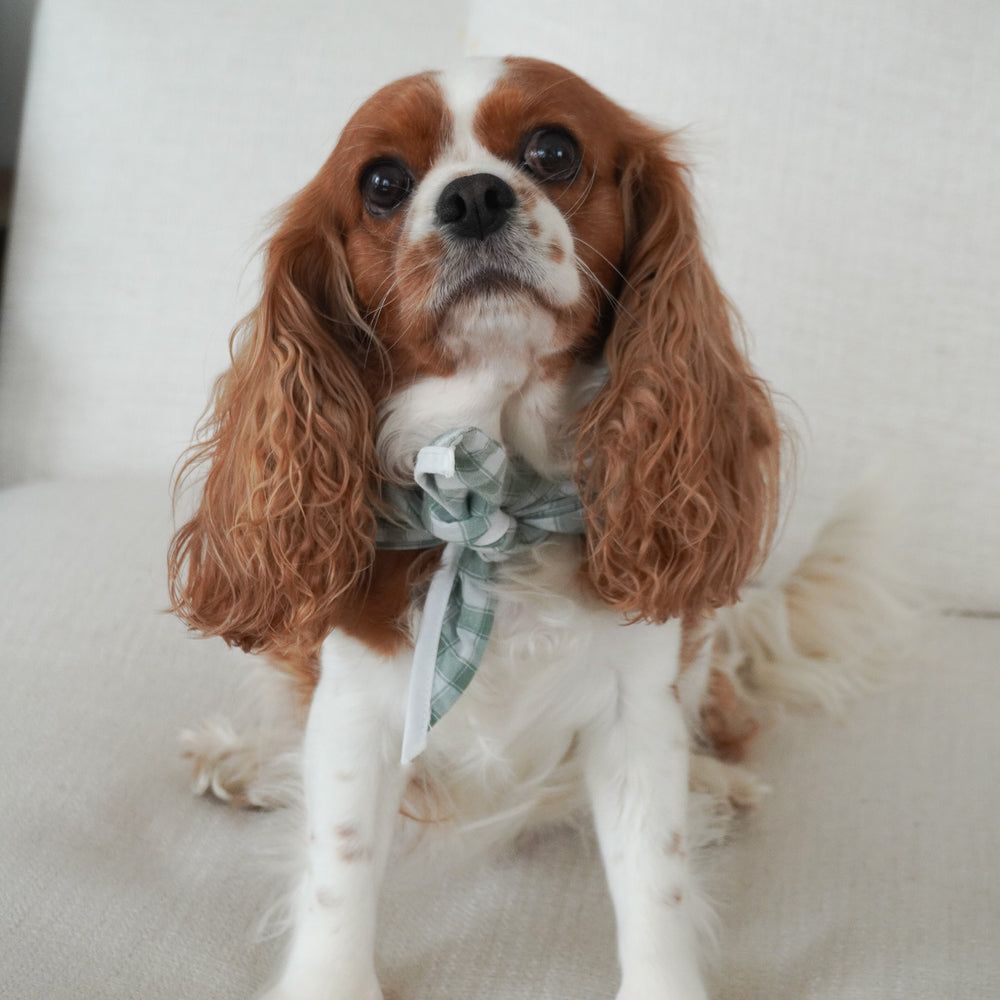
[377,427,585,740]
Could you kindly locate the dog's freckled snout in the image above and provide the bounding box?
[436,173,516,241]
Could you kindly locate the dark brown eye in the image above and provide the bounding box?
[520,127,581,183]
[360,159,413,216]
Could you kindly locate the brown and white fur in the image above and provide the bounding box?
[169,57,907,1000]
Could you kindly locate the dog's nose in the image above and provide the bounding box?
[436,173,516,241]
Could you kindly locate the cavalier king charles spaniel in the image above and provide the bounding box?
[169,56,902,1000]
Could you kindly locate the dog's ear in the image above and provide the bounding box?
[575,126,780,621]
[169,177,379,659]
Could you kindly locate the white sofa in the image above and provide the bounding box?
[1,2,997,997]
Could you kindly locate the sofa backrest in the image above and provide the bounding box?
[2,0,998,611]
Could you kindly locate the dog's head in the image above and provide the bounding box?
[169,57,780,659]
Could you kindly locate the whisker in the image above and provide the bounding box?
[564,163,598,221]
[573,234,639,300]
[575,256,637,327]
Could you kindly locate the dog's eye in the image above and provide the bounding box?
[360,159,414,216]
[520,128,581,183]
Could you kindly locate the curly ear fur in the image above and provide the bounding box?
[575,128,781,621]
[168,179,379,660]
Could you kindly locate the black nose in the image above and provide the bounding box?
[436,173,516,241]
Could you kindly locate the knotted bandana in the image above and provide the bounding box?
[376,427,585,762]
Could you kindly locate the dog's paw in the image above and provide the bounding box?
[180,717,278,808]
[617,974,708,1000]
[689,752,770,812]
[256,975,383,1000]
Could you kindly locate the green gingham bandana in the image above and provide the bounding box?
[376,427,585,762]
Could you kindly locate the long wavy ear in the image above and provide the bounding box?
[575,127,780,622]
[168,177,379,659]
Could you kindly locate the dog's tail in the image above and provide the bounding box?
[713,476,918,722]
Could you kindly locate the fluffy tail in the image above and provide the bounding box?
[714,477,918,719]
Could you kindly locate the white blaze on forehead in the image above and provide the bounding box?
[436,57,506,156]
[399,57,582,309]
[404,58,512,243]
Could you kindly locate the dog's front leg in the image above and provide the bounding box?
[583,620,708,1000]
[261,633,409,1000]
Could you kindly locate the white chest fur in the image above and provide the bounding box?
[416,543,685,834]
[377,345,586,483]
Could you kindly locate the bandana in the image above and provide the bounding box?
[376,427,585,762]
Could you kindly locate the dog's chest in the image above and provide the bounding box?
[377,345,600,485]
[415,545,682,824]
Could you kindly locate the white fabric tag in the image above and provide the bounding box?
[414,445,456,480]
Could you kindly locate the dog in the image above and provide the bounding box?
[169,56,906,1000]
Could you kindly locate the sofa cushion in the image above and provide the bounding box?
[1,479,996,998]
[0,0,466,485]
[463,0,1000,608]
[1,0,998,609]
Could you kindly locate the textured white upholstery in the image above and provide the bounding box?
[2,0,998,608]
[1,2,998,998]
[467,0,1000,614]
[1,481,996,999]
[0,0,467,484]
